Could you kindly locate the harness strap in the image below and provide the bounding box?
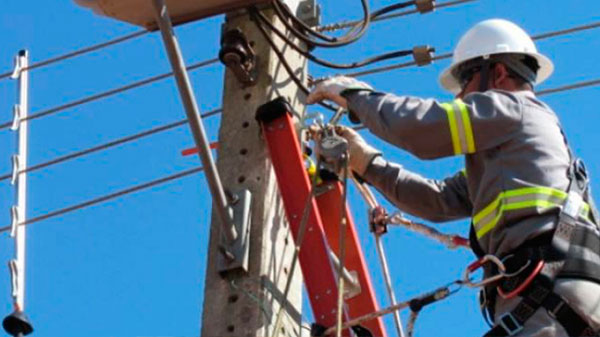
[484,275,599,336]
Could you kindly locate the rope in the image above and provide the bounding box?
[0,31,148,80]
[0,109,221,183]
[0,58,219,131]
[387,213,470,249]
[0,166,204,233]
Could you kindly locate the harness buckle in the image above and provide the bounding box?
[498,312,524,336]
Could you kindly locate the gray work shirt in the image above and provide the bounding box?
[347,89,584,257]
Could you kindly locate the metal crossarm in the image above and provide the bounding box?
[256,97,386,336]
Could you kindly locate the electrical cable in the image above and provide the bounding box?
[0,31,148,81]
[254,9,417,70]
[317,0,477,33]
[0,109,222,183]
[537,78,600,96]
[271,0,371,48]
[343,20,600,78]
[0,58,219,131]
[249,8,338,112]
[0,166,204,233]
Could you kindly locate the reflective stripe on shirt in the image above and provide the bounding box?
[441,99,476,155]
[474,186,590,239]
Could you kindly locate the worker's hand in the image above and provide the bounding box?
[335,126,381,176]
[307,76,373,109]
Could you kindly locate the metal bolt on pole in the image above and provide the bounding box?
[150,0,237,243]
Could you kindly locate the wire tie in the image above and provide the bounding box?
[11,104,21,131]
[9,259,19,299]
[416,0,435,13]
[11,155,20,185]
[10,54,23,79]
[10,206,20,238]
[412,46,434,66]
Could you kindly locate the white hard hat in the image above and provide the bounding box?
[439,19,554,94]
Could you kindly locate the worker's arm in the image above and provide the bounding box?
[346,90,523,159]
[363,157,473,222]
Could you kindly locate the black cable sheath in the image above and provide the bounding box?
[254,10,414,70]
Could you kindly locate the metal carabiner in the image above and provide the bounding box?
[462,254,506,288]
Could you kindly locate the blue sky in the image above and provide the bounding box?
[1,1,599,336]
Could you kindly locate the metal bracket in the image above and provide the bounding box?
[412,45,434,66]
[11,104,21,131]
[416,0,435,14]
[218,189,252,274]
[328,250,361,299]
[218,28,257,86]
[296,0,321,27]
[8,260,19,299]
[10,55,23,80]
[11,155,20,186]
[10,206,19,238]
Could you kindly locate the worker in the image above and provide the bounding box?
[307,19,600,336]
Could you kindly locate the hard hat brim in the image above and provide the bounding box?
[439,52,554,94]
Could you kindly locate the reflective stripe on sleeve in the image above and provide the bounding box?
[441,99,476,155]
[473,187,591,239]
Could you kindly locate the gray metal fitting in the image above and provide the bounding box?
[412,45,434,66]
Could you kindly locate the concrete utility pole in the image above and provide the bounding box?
[201,5,310,337]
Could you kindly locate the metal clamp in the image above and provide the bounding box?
[11,104,21,131]
[462,254,506,288]
[217,189,253,274]
[415,0,435,14]
[10,54,23,79]
[11,155,20,185]
[218,28,257,86]
[369,206,388,234]
[412,46,434,66]
[10,206,20,238]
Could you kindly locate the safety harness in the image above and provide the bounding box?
[471,158,600,336]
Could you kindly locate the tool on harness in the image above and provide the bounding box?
[475,157,600,336]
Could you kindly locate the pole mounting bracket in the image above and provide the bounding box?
[218,189,253,274]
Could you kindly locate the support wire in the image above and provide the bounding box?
[0,31,148,81]
[0,58,219,131]
[0,109,221,183]
[0,167,204,233]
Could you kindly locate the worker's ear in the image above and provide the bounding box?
[493,63,510,88]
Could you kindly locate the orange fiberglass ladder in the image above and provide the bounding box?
[256,97,387,336]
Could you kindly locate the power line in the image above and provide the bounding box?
[0,109,222,182]
[316,0,478,32]
[537,78,600,96]
[0,58,219,131]
[0,31,148,81]
[0,166,204,233]
[352,75,600,131]
[345,20,600,78]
